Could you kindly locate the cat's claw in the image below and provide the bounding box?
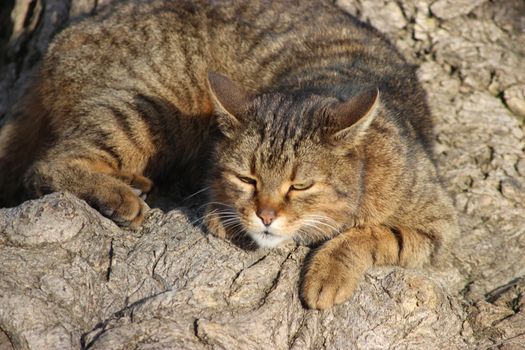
[130,187,148,201]
[131,187,142,196]
[118,172,153,198]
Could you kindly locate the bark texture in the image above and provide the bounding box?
[1,0,524,349]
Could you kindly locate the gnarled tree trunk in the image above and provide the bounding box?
[1,0,524,349]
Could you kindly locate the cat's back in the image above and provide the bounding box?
[41,0,210,116]
[41,0,432,146]
[43,0,408,93]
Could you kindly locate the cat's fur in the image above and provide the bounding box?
[0,0,458,309]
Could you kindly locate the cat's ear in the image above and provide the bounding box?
[207,71,253,137]
[327,88,380,145]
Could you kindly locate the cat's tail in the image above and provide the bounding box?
[0,86,51,207]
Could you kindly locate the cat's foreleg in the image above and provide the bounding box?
[301,225,453,310]
[301,225,400,310]
[301,178,458,309]
[25,155,153,228]
[394,184,459,268]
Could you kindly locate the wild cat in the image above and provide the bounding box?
[0,0,458,309]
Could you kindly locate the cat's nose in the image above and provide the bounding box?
[257,208,276,227]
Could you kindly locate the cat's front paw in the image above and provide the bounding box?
[301,251,360,310]
[94,184,148,230]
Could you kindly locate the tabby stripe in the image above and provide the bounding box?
[417,228,442,253]
[333,250,353,269]
[250,154,256,175]
[123,95,157,131]
[355,156,366,209]
[240,19,295,64]
[124,64,169,102]
[390,228,404,261]
[331,181,350,198]
[257,38,358,72]
[102,104,147,153]
[275,54,374,85]
[178,37,197,106]
[135,93,172,128]
[88,135,123,169]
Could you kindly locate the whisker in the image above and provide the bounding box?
[180,186,211,202]
[300,222,326,240]
[224,222,243,232]
[196,201,236,212]
[188,209,236,226]
[306,214,340,224]
[221,218,242,227]
[302,219,339,233]
[303,214,341,231]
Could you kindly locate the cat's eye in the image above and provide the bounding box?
[290,182,314,191]
[237,175,257,186]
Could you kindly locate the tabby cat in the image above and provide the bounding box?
[0,0,458,309]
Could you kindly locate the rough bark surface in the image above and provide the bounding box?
[1,0,524,349]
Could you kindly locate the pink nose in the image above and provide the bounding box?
[257,208,276,226]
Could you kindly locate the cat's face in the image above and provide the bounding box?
[206,73,379,247]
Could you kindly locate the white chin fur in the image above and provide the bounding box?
[248,231,290,248]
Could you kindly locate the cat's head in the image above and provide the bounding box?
[205,72,380,248]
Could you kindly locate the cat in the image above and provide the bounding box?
[0,0,458,310]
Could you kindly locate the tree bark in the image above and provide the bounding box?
[1,0,525,349]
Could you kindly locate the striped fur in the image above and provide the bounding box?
[0,0,458,309]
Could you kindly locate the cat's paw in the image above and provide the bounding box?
[301,252,359,310]
[116,172,153,200]
[95,185,148,229]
